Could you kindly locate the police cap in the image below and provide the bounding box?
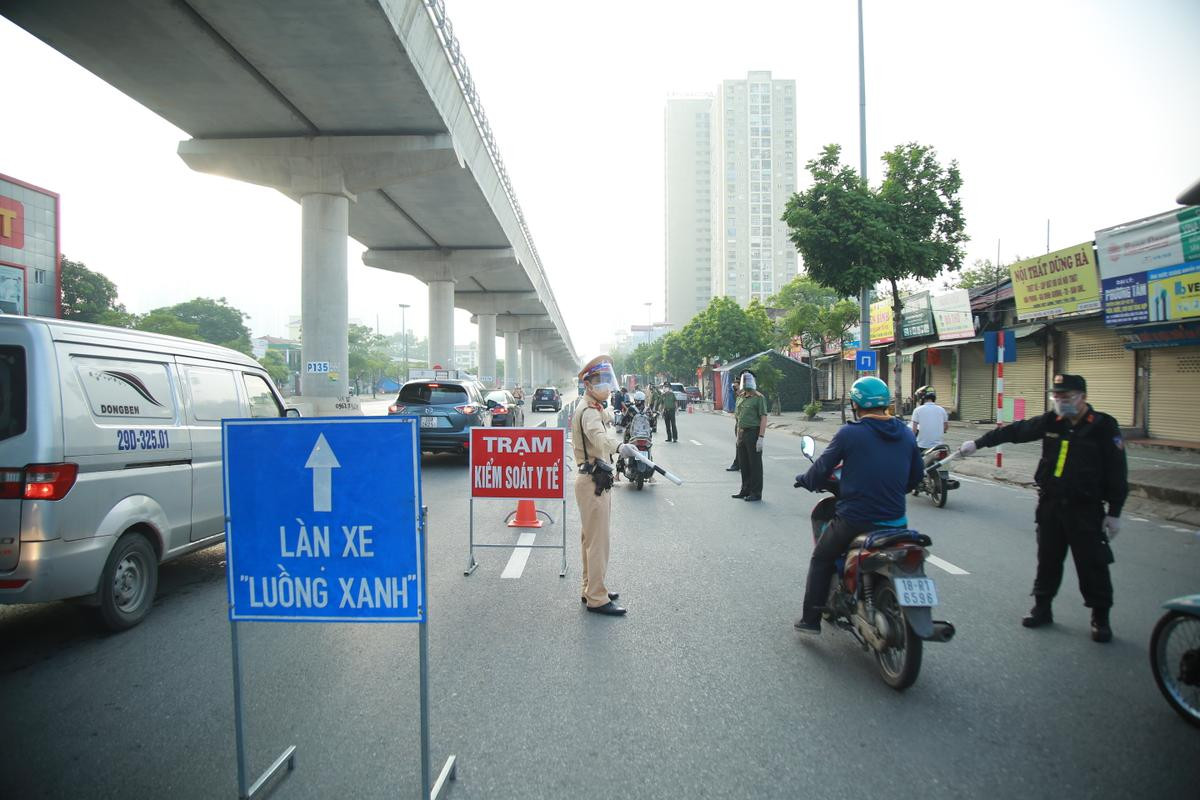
[1051,373,1087,393]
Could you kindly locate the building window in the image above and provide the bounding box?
[34,269,47,285]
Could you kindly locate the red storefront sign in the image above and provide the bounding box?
[0,195,24,249]
[469,427,566,499]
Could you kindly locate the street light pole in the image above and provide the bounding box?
[398,303,410,384]
[644,301,652,327]
[857,0,872,366]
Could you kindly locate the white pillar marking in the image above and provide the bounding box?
[500,533,537,579]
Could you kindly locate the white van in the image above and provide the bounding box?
[0,317,293,629]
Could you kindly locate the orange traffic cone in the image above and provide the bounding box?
[508,499,543,528]
[688,401,694,414]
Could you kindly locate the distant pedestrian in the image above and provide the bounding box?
[959,374,1127,642]
[731,372,768,502]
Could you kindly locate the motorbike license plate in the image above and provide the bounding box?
[420,416,439,428]
[893,577,938,607]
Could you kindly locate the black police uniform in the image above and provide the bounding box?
[973,399,1127,614]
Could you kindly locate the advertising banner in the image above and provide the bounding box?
[900,291,935,338]
[1009,242,1102,320]
[1098,207,1200,326]
[469,427,566,499]
[0,265,24,315]
[842,324,861,359]
[930,289,974,340]
[869,299,894,345]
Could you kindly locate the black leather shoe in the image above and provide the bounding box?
[744,495,761,502]
[586,601,627,616]
[1022,604,1053,628]
[731,493,748,499]
[726,465,740,471]
[1091,609,1113,642]
[581,593,619,604]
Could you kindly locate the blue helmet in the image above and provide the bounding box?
[850,376,891,409]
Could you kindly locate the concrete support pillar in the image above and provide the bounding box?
[521,346,534,393]
[476,313,497,387]
[428,280,455,370]
[504,332,519,390]
[300,193,350,399]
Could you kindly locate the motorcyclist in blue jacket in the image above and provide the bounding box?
[793,376,924,633]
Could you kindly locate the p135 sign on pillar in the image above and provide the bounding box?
[470,427,566,499]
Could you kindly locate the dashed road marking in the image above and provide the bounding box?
[927,554,970,575]
[500,532,537,579]
[690,439,704,446]
[664,498,676,507]
[1129,517,1148,522]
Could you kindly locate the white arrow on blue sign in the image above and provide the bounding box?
[855,349,877,371]
[222,417,424,623]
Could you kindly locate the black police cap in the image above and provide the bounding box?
[1051,373,1087,393]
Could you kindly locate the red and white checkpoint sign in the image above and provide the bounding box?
[469,427,566,499]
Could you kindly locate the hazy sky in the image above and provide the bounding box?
[2,0,1197,358]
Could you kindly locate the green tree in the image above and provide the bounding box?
[769,275,841,310]
[258,349,290,385]
[784,142,966,416]
[749,356,785,414]
[139,297,252,354]
[952,257,1016,290]
[680,296,768,364]
[59,255,134,326]
[135,310,199,339]
[348,323,392,395]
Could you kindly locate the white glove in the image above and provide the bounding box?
[958,440,977,457]
[1103,516,1120,541]
[756,436,764,453]
[618,443,639,459]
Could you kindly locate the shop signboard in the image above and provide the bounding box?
[1009,241,1102,320]
[930,289,975,340]
[900,291,934,338]
[1097,207,1200,327]
[869,300,894,345]
[842,325,861,360]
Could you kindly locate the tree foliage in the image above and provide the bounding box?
[135,310,200,339]
[784,142,967,415]
[258,350,290,385]
[137,297,252,354]
[348,323,393,395]
[953,257,1014,290]
[59,255,134,326]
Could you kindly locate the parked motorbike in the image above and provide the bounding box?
[1150,594,1200,727]
[913,444,961,508]
[796,435,955,690]
[616,408,657,490]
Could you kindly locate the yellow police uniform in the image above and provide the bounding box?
[573,359,626,609]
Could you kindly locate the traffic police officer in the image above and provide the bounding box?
[573,355,636,616]
[732,371,768,502]
[659,381,678,443]
[959,374,1127,642]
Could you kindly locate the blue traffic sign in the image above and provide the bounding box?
[222,417,424,623]
[855,349,877,372]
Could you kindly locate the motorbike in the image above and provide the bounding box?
[615,407,657,490]
[796,435,955,690]
[913,443,961,508]
[1149,594,1200,727]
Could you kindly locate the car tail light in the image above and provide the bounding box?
[0,469,23,499]
[455,404,477,415]
[492,408,507,415]
[24,464,79,500]
[0,579,29,589]
[389,404,405,414]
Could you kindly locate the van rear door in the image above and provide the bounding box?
[0,345,28,572]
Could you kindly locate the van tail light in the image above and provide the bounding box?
[0,464,79,501]
[455,404,477,415]
[23,464,79,501]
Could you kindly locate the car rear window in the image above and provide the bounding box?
[0,346,26,442]
[398,383,469,405]
[535,389,556,399]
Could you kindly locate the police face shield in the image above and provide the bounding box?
[1051,390,1084,417]
[740,373,757,392]
[583,361,618,395]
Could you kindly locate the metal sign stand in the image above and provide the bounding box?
[229,619,296,799]
[420,507,458,799]
[464,497,568,577]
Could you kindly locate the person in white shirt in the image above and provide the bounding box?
[911,387,949,449]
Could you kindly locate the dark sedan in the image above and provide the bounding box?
[484,389,525,427]
[388,379,490,455]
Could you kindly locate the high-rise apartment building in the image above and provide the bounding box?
[664,97,713,330]
[665,73,798,328]
[711,72,798,305]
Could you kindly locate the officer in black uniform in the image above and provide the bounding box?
[959,374,1127,642]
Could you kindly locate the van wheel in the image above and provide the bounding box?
[97,533,158,631]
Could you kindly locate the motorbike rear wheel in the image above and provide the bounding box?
[1150,610,1200,727]
[872,578,923,691]
[635,476,644,490]
[929,471,947,508]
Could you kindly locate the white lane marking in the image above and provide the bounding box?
[1129,517,1148,522]
[500,532,537,579]
[1161,525,1195,533]
[1127,455,1198,467]
[689,439,704,446]
[927,554,970,575]
[663,498,676,507]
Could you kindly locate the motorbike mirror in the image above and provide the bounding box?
[800,435,817,460]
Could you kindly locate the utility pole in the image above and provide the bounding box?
[857,0,872,369]
[398,303,410,384]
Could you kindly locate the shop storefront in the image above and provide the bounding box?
[1057,318,1136,426]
